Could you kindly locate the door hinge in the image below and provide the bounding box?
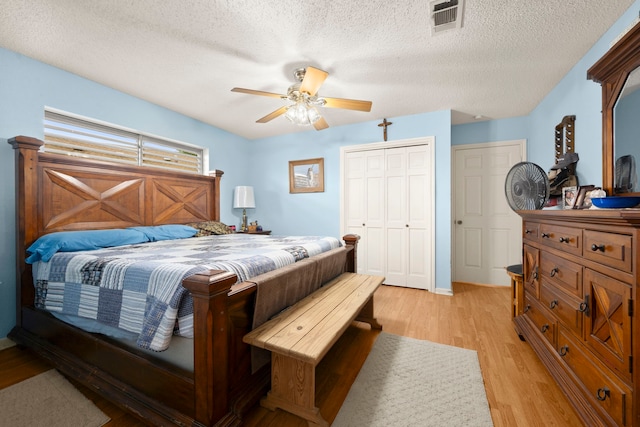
[629,299,634,317]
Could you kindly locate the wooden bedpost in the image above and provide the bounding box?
[342,234,360,273]
[208,170,224,222]
[182,269,238,427]
[9,136,44,325]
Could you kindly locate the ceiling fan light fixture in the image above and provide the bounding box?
[284,101,321,126]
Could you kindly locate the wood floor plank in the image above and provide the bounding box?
[0,282,583,426]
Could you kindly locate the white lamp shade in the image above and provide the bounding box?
[233,186,256,209]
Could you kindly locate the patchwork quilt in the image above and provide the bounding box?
[31,234,342,351]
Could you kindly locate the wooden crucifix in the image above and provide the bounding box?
[378,118,393,141]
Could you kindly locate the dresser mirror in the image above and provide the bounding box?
[588,20,640,196]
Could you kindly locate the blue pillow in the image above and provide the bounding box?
[127,224,197,242]
[26,229,149,264]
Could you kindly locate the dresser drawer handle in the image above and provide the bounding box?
[525,229,531,234]
[541,324,549,333]
[524,305,531,313]
[559,237,570,243]
[549,300,558,309]
[579,295,590,316]
[591,244,605,252]
[541,233,550,239]
[596,387,610,401]
[559,345,569,356]
[550,267,558,277]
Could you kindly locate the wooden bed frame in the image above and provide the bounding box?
[7,135,359,426]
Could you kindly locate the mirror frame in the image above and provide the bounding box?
[588,20,640,196]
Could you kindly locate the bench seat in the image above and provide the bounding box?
[243,272,384,426]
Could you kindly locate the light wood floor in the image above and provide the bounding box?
[0,283,582,426]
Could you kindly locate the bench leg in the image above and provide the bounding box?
[355,296,382,330]
[261,353,328,427]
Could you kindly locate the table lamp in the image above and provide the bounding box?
[233,186,255,232]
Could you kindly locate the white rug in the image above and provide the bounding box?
[0,369,110,427]
[333,332,493,427]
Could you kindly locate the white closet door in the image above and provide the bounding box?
[385,147,408,286]
[363,151,385,277]
[344,151,366,272]
[405,145,430,289]
[341,139,433,291]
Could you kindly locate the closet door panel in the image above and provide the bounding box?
[385,148,407,285]
[406,145,430,289]
[345,152,366,272]
[364,151,385,277]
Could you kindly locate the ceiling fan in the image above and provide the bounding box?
[231,66,372,131]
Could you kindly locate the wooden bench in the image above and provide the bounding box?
[243,272,384,426]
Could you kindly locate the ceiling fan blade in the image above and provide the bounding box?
[300,67,328,96]
[313,117,329,131]
[256,106,288,123]
[323,96,372,112]
[231,87,284,98]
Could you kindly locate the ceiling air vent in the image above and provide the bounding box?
[430,0,464,34]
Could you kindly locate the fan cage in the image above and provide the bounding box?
[504,162,550,211]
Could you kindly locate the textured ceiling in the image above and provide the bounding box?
[0,1,635,140]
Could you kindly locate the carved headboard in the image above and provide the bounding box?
[9,135,223,316]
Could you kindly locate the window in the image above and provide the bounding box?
[43,110,205,174]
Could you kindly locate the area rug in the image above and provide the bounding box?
[333,332,493,427]
[0,369,110,427]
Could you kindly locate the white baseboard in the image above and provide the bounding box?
[434,287,454,296]
[0,337,16,351]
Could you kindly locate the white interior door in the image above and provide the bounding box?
[453,141,524,286]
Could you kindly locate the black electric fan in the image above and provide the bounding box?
[504,162,550,211]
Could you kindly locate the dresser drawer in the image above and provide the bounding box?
[539,224,582,255]
[583,230,633,273]
[540,282,583,338]
[558,327,632,426]
[524,295,555,347]
[539,251,583,297]
[523,221,539,241]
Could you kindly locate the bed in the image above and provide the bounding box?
[7,135,361,426]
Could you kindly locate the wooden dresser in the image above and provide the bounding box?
[516,209,640,426]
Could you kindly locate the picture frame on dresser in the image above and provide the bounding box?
[574,185,596,209]
[562,186,577,209]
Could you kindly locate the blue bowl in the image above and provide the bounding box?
[591,196,640,209]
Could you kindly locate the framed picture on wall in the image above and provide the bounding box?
[289,158,324,193]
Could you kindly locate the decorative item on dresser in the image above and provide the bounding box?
[513,19,640,427]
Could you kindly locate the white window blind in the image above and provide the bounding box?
[43,110,204,174]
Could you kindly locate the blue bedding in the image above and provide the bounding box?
[31,234,342,351]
